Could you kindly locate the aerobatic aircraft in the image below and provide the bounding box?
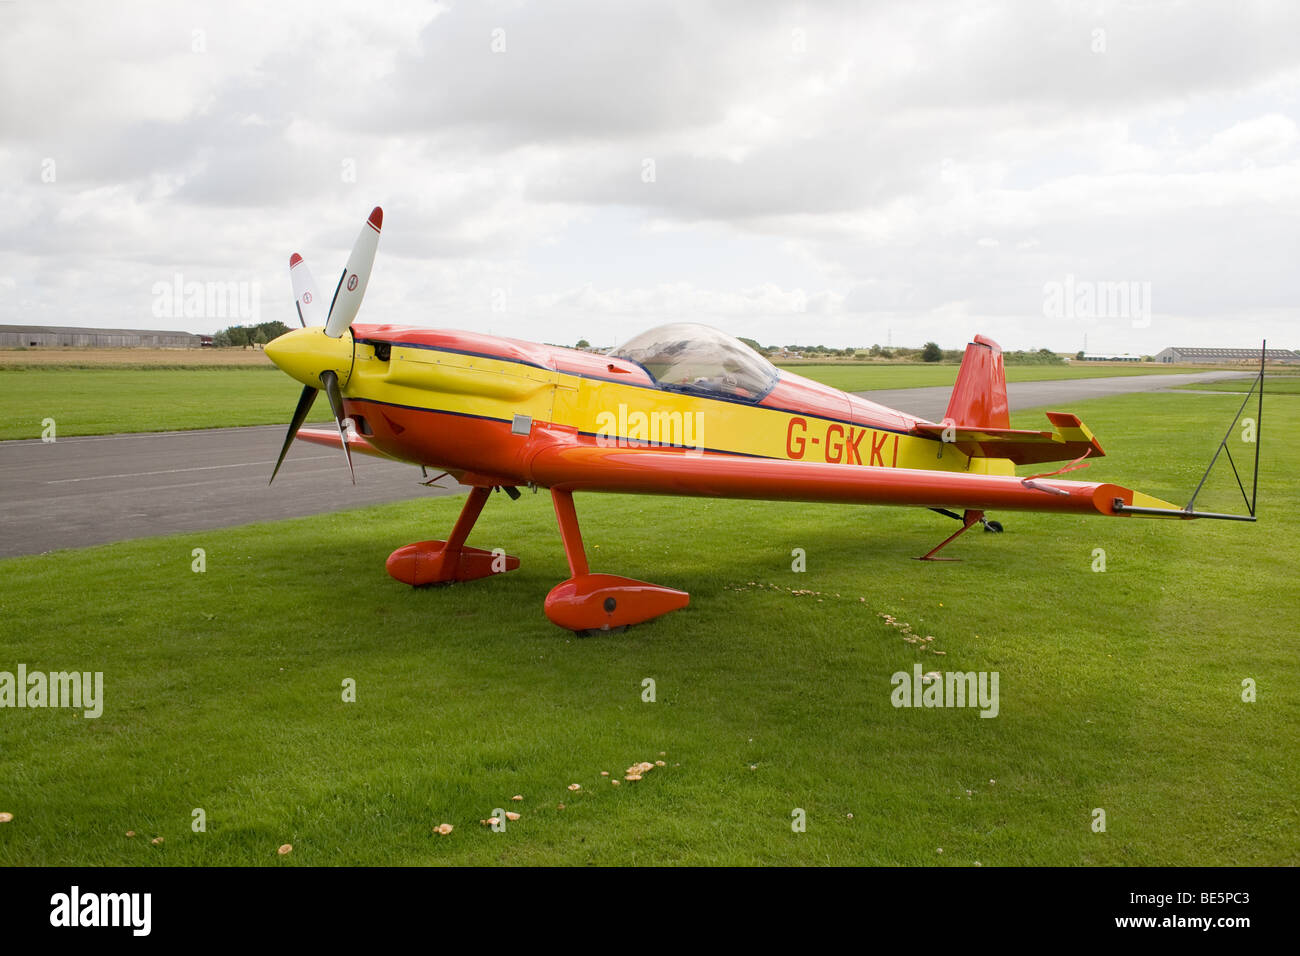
[265,207,1262,633]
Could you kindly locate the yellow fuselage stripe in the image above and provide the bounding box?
[347,342,1013,477]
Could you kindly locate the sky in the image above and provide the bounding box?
[1,0,1298,354]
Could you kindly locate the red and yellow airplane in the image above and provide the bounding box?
[265,207,1261,633]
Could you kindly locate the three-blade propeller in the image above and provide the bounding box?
[268,206,382,485]
[325,207,382,339]
[270,381,320,485]
[288,253,324,328]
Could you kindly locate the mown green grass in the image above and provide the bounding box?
[0,367,329,440]
[1,389,1294,865]
[1173,373,1300,395]
[780,363,1193,393]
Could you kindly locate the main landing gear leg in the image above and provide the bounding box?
[544,488,689,634]
[385,486,520,586]
[916,509,986,561]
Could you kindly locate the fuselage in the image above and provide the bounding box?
[278,323,1013,488]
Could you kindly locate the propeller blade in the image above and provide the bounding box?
[288,253,324,328]
[320,369,356,485]
[324,206,382,338]
[269,383,320,485]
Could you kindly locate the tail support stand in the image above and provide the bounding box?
[386,486,520,585]
[916,509,985,561]
[1112,340,1264,522]
[544,488,689,634]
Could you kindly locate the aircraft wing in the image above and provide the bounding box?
[911,412,1105,465]
[294,426,401,461]
[526,442,1181,518]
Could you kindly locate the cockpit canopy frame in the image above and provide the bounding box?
[608,323,779,403]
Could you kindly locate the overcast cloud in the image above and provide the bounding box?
[1,0,1298,352]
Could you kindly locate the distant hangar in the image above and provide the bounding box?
[0,325,206,348]
[1155,346,1299,365]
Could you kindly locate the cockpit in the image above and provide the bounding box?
[607,323,779,402]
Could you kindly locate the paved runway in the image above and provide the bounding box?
[0,426,467,558]
[0,370,1251,558]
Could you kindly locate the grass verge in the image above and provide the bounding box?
[775,363,1196,393]
[0,367,329,440]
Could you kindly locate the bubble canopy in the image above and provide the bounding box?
[608,323,779,401]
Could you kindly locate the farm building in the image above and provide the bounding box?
[1080,352,1142,362]
[1154,346,1299,365]
[0,325,203,348]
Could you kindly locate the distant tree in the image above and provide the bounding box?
[737,336,764,353]
[215,321,286,347]
[1076,350,1085,360]
[576,338,590,349]
[921,341,943,363]
[1004,349,1064,366]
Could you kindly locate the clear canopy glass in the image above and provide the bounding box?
[608,323,778,401]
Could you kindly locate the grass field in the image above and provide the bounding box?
[0,348,272,367]
[1173,372,1300,395]
[777,363,1198,392]
[0,367,329,440]
[1,389,1295,865]
[0,358,1208,441]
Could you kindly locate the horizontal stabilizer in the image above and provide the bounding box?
[912,412,1106,465]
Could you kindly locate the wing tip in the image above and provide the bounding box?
[368,207,383,232]
[289,252,303,268]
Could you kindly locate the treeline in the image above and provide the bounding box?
[760,342,962,363]
[1003,349,1066,365]
[212,321,291,348]
[579,336,1065,365]
[752,339,1065,365]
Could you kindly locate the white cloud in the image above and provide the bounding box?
[0,0,1298,353]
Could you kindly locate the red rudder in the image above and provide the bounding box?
[943,334,1010,429]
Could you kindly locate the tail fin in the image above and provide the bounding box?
[944,334,1009,429]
